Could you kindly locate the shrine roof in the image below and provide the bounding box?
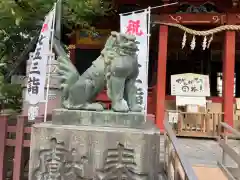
[115,0,237,14]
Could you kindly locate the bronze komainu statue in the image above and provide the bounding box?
[57,31,142,112]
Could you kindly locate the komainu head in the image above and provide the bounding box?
[103,31,139,55]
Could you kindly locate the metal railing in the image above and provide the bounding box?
[164,119,198,180]
[218,122,240,180]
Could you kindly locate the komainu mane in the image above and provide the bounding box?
[57,31,142,112]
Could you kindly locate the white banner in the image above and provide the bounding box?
[176,96,206,106]
[171,73,210,97]
[26,9,55,105]
[120,10,149,112]
[28,105,39,121]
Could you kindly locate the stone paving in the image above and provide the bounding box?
[160,136,240,167]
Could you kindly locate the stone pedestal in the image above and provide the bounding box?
[29,110,161,180]
[52,109,146,128]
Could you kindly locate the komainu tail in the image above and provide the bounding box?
[53,38,80,103]
[57,55,80,100]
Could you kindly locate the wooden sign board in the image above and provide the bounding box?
[171,73,210,97]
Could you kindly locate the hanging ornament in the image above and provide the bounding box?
[202,36,207,50]
[190,35,196,50]
[207,34,213,49]
[182,32,187,49]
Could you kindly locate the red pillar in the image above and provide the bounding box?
[155,25,168,131]
[222,31,235,127]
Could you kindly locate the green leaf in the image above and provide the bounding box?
[11,8,15,15]
[15,17,22,26]
[0,0,114,76]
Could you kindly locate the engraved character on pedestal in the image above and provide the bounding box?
[95,143,147,180]
[32,138,89,180]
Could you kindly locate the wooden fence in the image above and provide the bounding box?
[0,114,50,180]
[164,119,198,180]
[165,110,224,138]
[218,122,240,180]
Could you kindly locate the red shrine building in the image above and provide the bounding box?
[45,0,240,135]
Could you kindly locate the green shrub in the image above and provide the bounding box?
[1,84,23,112]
